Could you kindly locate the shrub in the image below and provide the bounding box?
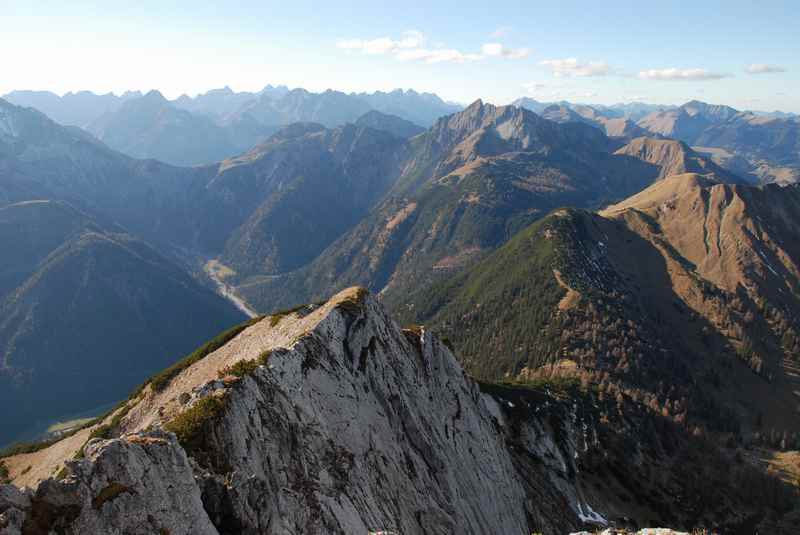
[0,460,9,483]
[217,350,272,379]
[165,395,227,451]
[268,303,312,327]
[89,424,113,441]
[0,438,62,459]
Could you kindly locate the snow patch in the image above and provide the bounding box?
[576,501,607,525]
[757,250,780,275]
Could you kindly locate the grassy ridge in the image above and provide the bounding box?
[403,210,576,379]
[147,315,265,393]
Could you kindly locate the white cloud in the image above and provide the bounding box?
[481,43,529,59]
[637,68,730,81]
[540,58,611,77]
[398,30,424,49]
[336,30,425,55]
[746,63,786,74]
[396,48,482,64]
[337,32,527,64]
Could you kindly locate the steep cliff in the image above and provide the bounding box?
[1,288,794,534]
[0,288,635,535]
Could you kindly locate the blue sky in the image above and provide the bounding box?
[2,0,798,112]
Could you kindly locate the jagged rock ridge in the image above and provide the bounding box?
[0,288,657,535]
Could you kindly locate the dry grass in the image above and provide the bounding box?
[749,448,800,486]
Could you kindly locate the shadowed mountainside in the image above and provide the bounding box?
[0,200,244,446]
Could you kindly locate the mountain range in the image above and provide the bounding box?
[7,87,797,186]
[1,87,799,532]
[3,87,458,165]
[232,101,742,311]
[514,98,800,185]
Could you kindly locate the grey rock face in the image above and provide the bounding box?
[0,485,30,535]
[6,432,217,535]
[3,292,602,535]
[196,298,533,534]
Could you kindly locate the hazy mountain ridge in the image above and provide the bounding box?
[2,90,143,128]
[3,87,461,165]
[9,87,795,183]
[0,97,214,250]
[233,101,735,312]
[87,90,247,166]
[613,137,742,182]
[512,98,800,184]
[636,101,800,184]
[0,200,244,446]
[0,96,748,316]
[212,122,409,277]
[0,98,408,280]
[354,110,426,138]
[355,88,463,126]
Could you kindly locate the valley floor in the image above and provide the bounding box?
[204,259,259,318]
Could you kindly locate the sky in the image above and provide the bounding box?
[1,0,798,112]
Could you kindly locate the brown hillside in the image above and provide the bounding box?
[614,137,738,182]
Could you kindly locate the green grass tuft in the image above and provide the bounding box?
[0,460,9,483]
[54,466,69,480]
[268,303,312,327]
[217,350,272,379]
[165,395,227,451]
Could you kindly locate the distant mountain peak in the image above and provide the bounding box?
[615,136,741,182]
[464,98,485,111]
[269,121,326,140]
[354,110,425,138]
[143,89,167,101]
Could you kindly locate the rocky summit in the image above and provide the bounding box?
[0,288,655,535]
